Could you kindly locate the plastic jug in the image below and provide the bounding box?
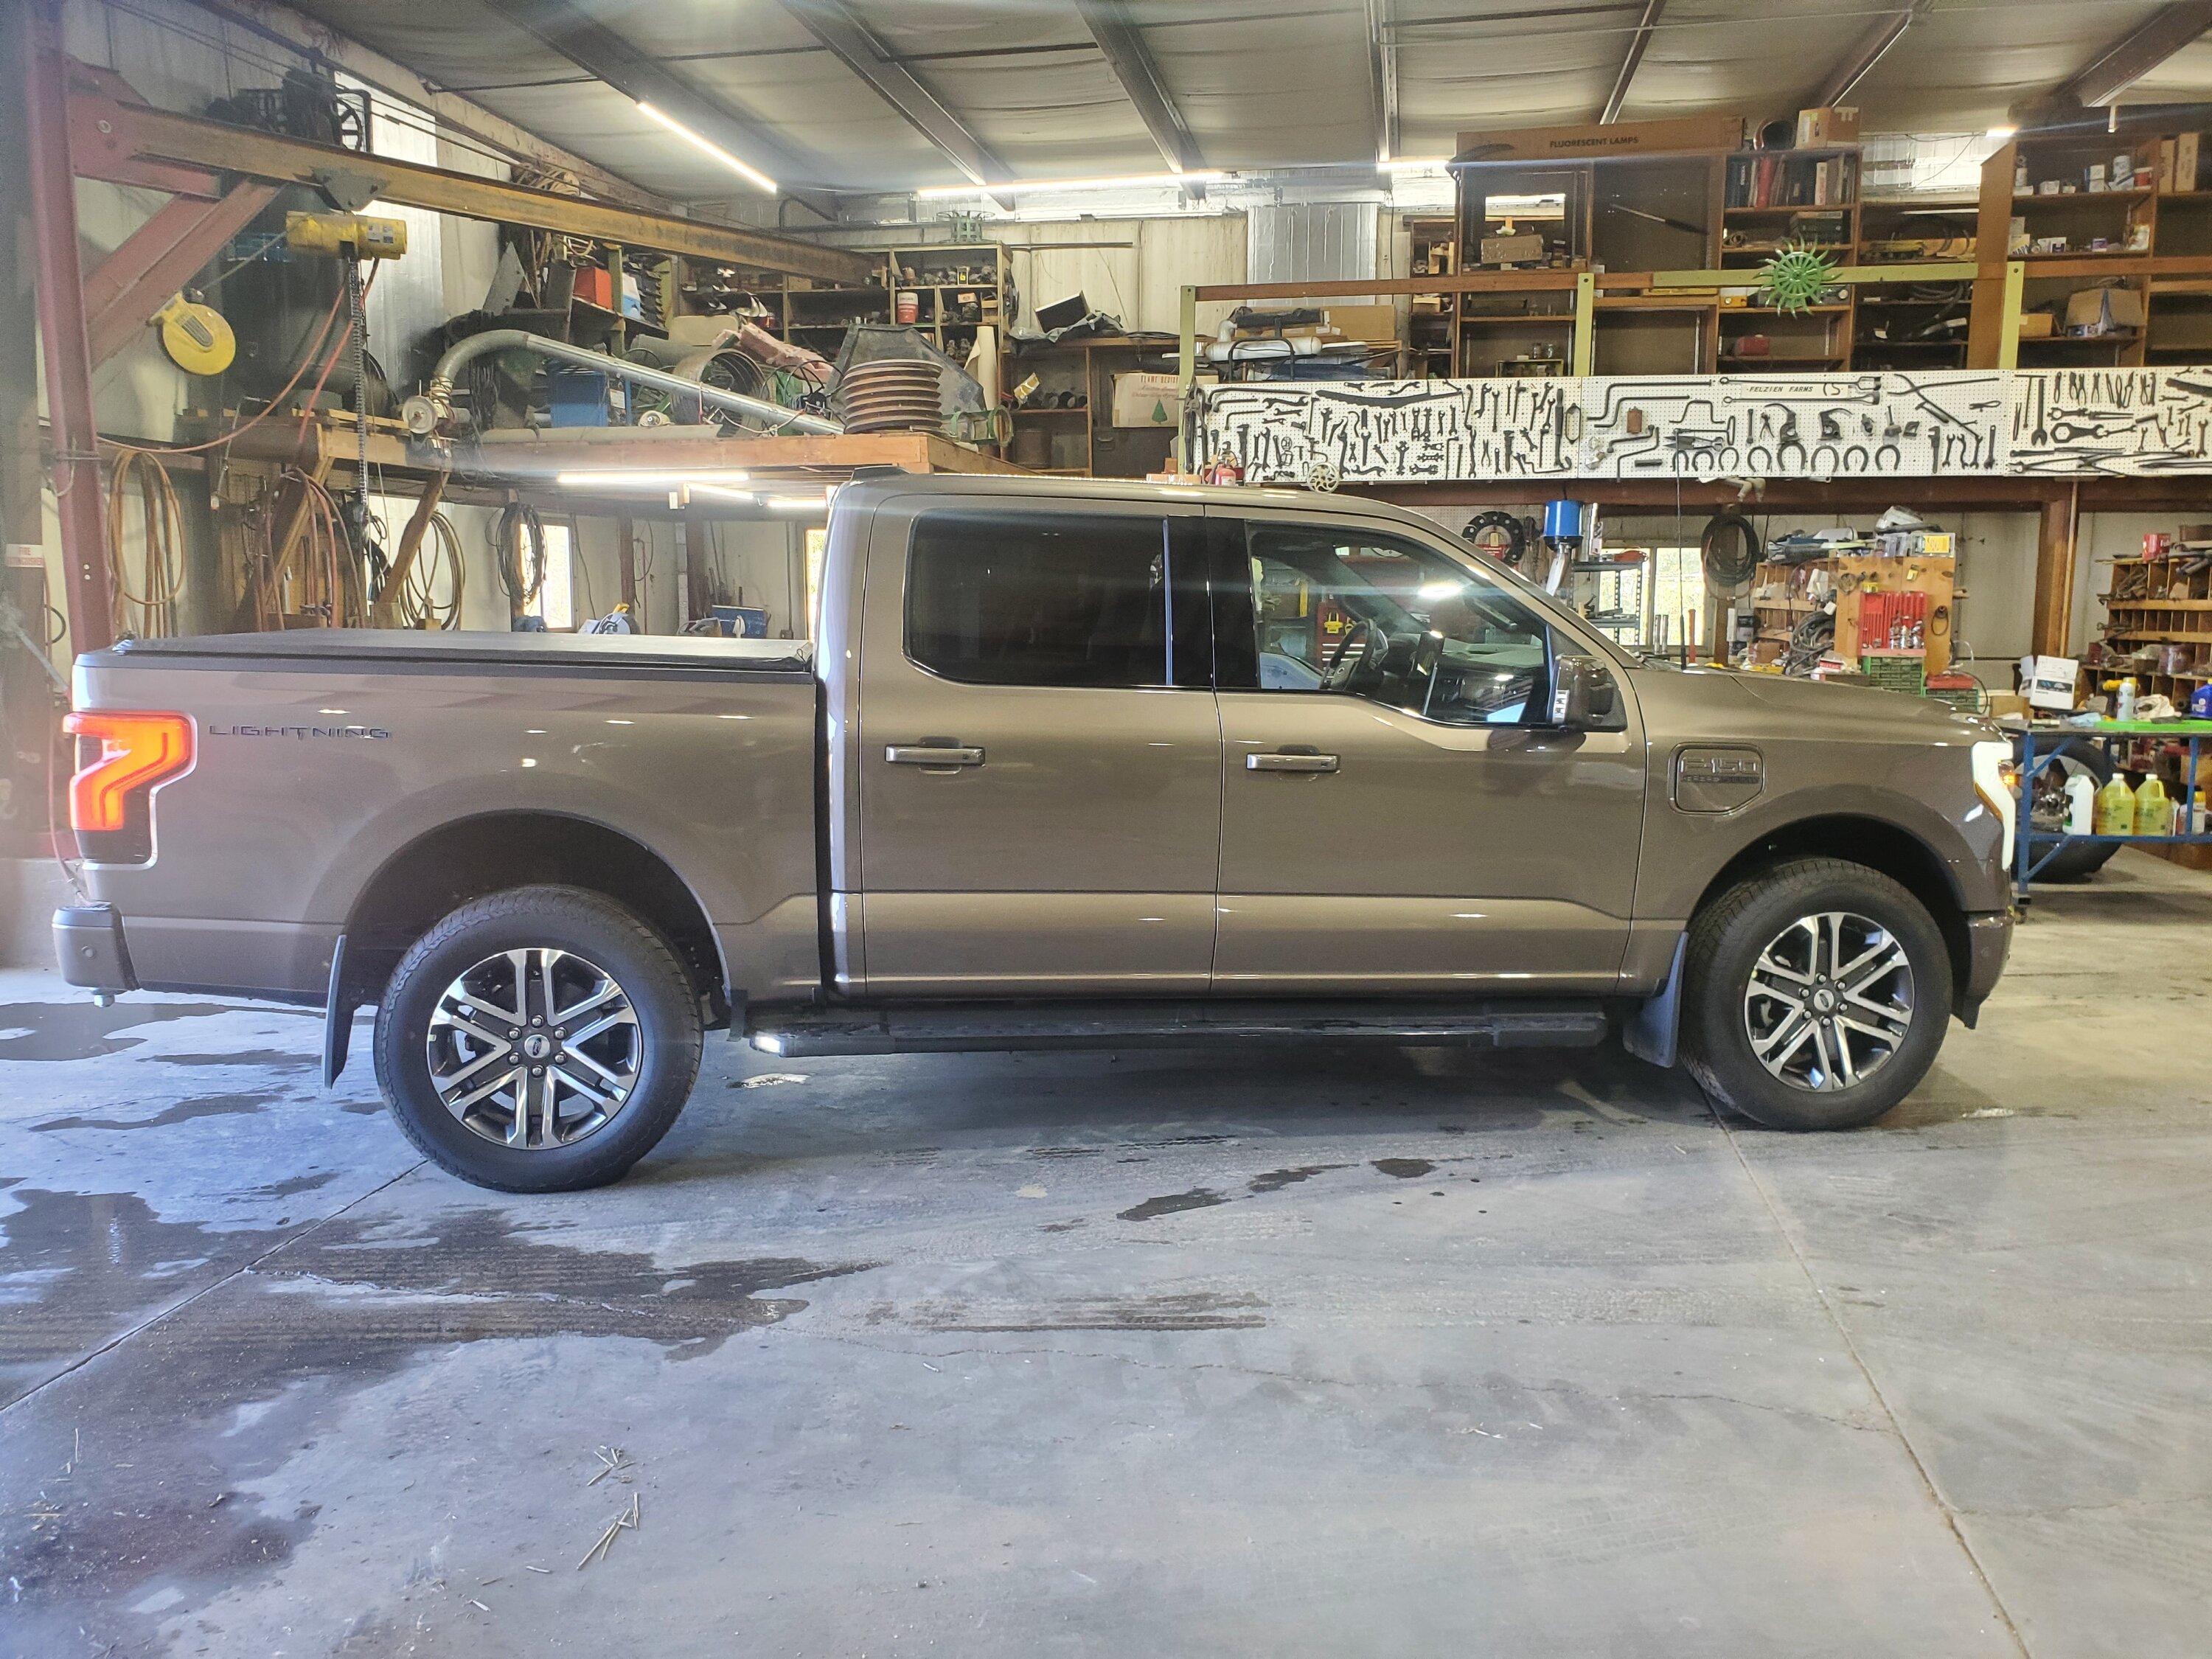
[2115,677,2139,721]
[2135,775,2176,835]
[2095,772,2138,835]
[2064,773,2096,834]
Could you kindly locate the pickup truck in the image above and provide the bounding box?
[55,474,2017,1191]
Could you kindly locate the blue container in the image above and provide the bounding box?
[1542,498,1585,541]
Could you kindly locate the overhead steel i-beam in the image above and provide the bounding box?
[2033,0,2212,114]
[1074,1,1206,197]
[1812,1,1923,110]
[1600,0,1665,124]
[1363,0,1399,163]
[479,0,827,209]
[63,62,873,282]
[779,0,1018,207]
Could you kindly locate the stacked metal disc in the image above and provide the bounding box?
[838,361,943,433]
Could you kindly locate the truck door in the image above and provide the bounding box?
[851,494,1219,995]
[1208,509,1646,992]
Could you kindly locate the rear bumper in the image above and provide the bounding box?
[1959,909,2013,1027]
[53,904,138,994]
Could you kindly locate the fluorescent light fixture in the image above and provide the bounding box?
[1380,156,1453,173]
[553,469,752,489]
[761,493,831,512]
[1986,125,2018,141]
[917,170,1226,200]
[635,101,777,195]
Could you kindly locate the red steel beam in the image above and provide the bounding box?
[25,3,111,653]
[85,181,280,366]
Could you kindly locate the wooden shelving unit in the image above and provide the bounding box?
[1405,215,1459,378]
[1972,131,2212,366]
[1005,335,1178,479]
[2099,552,2212,703]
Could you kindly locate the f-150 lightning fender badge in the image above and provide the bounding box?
[1673,745,1762,813]
[204,723,393,740]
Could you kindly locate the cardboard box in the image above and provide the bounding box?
[1479,233,1545,266]
[2063,285,2145,335]
[1455,114,1744,162]
[2179,132,2200,193]
[2017,311,2056,338]
[2021,655,2081,712]
[1984,692,2031,722]
[2160,138,2177,192]
[1795,105,1860,147]
[1324,304,1397,344]
[1110,372,1180,429]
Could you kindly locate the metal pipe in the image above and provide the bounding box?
[404,329,842,439]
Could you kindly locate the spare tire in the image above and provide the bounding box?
[2023,735,2122,883]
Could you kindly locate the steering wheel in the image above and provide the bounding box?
[1321,618,1380,692]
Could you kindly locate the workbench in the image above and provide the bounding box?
[2013,719,2212,900]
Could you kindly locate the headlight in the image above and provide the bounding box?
[1972,740,2018,871]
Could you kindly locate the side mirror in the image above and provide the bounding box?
[1546,654,1618,729]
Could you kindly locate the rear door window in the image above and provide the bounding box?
[906,509,1181,687]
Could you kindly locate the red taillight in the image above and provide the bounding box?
[63,711,195,835]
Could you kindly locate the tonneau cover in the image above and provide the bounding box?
[96,629,814,675]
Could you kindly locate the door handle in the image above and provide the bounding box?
[886,744,986,768]
[1248,751,1339,773]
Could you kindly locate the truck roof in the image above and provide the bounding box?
[831,470,1450,534]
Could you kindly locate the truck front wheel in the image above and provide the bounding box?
[1680,858,1952,1131]
[372,885,704,1191]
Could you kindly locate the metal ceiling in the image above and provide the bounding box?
[262,0,2212,198]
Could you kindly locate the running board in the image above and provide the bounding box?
[748,999,1610,1058]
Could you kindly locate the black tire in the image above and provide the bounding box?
[1681,857,1952,1131]
[2023,737,2122,883]
[372,884,703,1192]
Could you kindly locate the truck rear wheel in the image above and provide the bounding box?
[1680,858,1952,1131]
[372,885,703,1192]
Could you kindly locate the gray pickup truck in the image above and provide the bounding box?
[55,474,2016,1189]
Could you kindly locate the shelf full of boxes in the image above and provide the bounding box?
[2094,531,2212,710]
[1974,129,2212,366]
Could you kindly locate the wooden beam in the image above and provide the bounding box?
[84,181,279,366]
[779,0,1017,206]
[2033,485,2081,657]
[1074,1,1206,186]
[66,66,872,282]
[1600,0,1666,125]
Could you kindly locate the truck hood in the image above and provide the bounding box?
[1635,662,1997,745]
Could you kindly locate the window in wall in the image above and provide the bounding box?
[1644,544,1706,653]
[1228,522,1555,726]
[805,527,828,637]
[907,510,1172,688]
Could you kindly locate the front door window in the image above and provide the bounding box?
[1227,523,1557,726]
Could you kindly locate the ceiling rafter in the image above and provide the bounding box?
[2027,0,2212,116]
[1599,0,1664,125]
[777,0,1018,207]
[1073,1,1207,198]
[479,0,830,207]
[1809,1,1924,110]
[1364,0,1399,164]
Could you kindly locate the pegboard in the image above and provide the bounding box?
[1197,368,2212,483]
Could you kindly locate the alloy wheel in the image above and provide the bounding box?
[1741,911,1915,1093]
[425,947,641,1149]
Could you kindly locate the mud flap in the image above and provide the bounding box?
[1622,933,1687,1069]
[321,935,357,1089]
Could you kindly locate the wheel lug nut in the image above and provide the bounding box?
[532,1016,545,1026]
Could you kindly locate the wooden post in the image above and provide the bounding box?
[1572,271,1596,375]
[2032,484,2079,658]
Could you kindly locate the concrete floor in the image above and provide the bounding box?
[4,855,2210,1658]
